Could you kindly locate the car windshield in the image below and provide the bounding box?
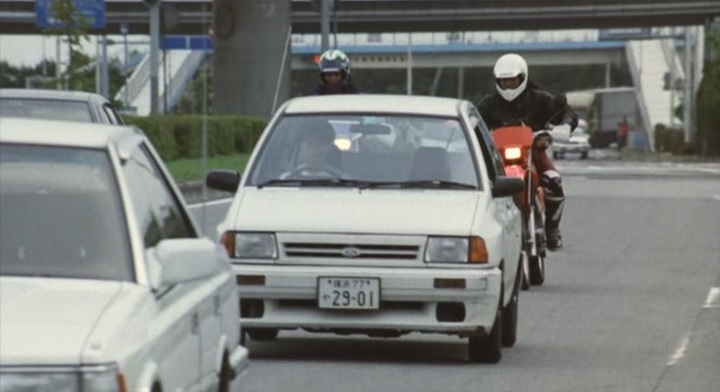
[0,144,133,281]
[0,98,93,123]
[247,114,481,189]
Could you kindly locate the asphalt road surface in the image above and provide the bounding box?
[188,158,720,392]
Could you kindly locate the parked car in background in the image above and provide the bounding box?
[0,118,248,392]
[552,120,591,159]
[206,94,524,363]
[0,88,125,125]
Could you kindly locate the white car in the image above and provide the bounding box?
[552,126,591,159]
[0,118,248,392]
[206,95,524,363]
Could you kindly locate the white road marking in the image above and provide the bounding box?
[188,198,233,209]
[704,287,720,309]
[667,331,692,367]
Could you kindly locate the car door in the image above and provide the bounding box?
[122,141,204,391]
[139,139,225,390]
[468,108,522,295]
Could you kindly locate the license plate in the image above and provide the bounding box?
[318,277,380,309]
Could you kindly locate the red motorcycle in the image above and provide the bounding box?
[492,125,551,288]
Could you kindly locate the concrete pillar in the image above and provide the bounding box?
[213,0,291,118]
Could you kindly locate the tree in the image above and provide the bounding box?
[42,0,91,89]
[695,25,720,156]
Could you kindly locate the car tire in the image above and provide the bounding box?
[501,262,521,347]
[468,308,502,363]
[552,151,559,159]
[246,328,279,342]
[580,151,588,159]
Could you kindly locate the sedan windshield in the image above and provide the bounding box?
[0,98,93,123]
[0,145,133,281]
[247,114,481,189]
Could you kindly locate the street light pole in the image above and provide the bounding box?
[121,23,129,108]
[145,0,160,115]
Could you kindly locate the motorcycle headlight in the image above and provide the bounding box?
[503,147,522,160]
[221,232,278,259]
[0,364,125,392]
[425,236,488,264]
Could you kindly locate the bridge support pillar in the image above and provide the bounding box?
[213,0,291,118]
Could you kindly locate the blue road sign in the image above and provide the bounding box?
[36,0,106,29]
[161,35,214,51]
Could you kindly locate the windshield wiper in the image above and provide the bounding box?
[366,180,476,189]
[257,178,370,189]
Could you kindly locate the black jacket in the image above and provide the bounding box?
[477,86,578,132]
[308,75,359,96]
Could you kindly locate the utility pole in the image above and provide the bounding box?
[145,0,161,115]
[320,0,332,52]
[121,23,130,107]
[682,27,693,144]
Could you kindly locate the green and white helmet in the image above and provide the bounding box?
[318,49,350,75]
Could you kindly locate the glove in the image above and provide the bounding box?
[551,124,572,144]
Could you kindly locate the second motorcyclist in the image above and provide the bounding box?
[477,53,578,251]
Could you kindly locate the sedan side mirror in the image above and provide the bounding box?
[146,238,225,290]
[206,170,241,193]
[492,176,524,198]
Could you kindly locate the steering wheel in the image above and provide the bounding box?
[283,164,345,179]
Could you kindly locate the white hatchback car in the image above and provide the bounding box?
[207,95,524,363]
[0,118,248,391]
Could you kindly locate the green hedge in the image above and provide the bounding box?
[123,115,267,161]
[654,124,686,154]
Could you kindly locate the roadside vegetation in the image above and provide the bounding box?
[165,153,251,183]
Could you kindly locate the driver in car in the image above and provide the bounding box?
[282,120,344,179]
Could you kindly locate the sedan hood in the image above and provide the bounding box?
[0,277,123,365]
[230,188,486,235]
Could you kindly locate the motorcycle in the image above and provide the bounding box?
[491,124,568,289]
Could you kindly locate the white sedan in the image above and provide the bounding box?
[207,94,524,363]
[0,118,248,392]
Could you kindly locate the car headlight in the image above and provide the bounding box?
[503,147,522,160]
[425,236,488,264]
[221,231,278,259]
[0,364,125,392]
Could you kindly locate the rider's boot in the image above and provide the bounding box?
[541,170,565,251]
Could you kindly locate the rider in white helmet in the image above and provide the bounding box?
[477,53,578,251]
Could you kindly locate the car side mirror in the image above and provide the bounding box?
[146,238,224,289]
[492,176,524,198]
[206,170,241,192]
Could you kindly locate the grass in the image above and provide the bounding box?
[165,153,251,183]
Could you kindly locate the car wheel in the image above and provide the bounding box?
[501,262,521,347]
[529,255,546,286]
[552,151,559,159]
[580,151,588,159]
[246,328,279,341]
[468,309,502,363]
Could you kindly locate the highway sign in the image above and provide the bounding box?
[36,0,106,29]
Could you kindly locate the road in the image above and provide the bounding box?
[188,158,720,392]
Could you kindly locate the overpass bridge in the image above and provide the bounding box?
[0,0,718,35]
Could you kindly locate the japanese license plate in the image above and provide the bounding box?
[318,277,380,309]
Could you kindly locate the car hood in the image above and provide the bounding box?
[0,277,123,365]
[229,188,486,235]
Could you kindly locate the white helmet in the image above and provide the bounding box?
[493,53,528,102]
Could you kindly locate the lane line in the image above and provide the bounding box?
[704,287,720,309]
[188,198,233,209]
[667,331,692,367]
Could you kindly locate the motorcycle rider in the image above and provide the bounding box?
[477,53,578,251]
[309,49,359,95]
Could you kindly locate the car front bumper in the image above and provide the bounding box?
[233,264,501,336]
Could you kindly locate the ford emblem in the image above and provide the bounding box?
[341,246,361,258]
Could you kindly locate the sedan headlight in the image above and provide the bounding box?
[221,231,278,259]
[0,364,125,392]
[425,236,488,264]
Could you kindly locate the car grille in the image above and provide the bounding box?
[283,242,420,260]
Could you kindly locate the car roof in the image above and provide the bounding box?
[0,88,107,103]
[282,94,465,117]
[0,117,138,149]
